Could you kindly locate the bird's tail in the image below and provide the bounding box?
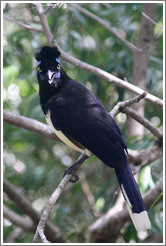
[114,161,151,232]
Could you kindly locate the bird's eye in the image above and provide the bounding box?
[57,64,60,70]
[38,67,42,72]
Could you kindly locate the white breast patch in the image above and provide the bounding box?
[46,110,91,156]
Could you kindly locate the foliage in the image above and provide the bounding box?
[3,2,163,243]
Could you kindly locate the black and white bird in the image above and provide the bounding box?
[35,46,151,232]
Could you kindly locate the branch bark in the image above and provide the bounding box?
[128,145,163,168]
[31,93,162,242]
[3,205,36,233]
[88,181,163,242]
[60,50,163,107]
[3,15,42,32]
[34,3,54,45]
[3,178,65,243]
[3,110,60,142]
[33,153,89,243]
[4,3,162,107]
[128,3,157,137]
[4,92,163,168]
[73,4,142,53]
[4,92,162,143]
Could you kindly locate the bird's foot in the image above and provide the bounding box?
[63,167,79,183]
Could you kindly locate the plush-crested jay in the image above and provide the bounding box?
[35,46,151,232]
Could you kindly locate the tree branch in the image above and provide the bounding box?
[5,228,25,243]
[3,178,65,243]
[110,92,147,115]
[34,3,54,45]
[122,106,163,141]
[128,145,163,169]
[88,181,163,242]
[3,205,35,233]
[128,3,157,137]
[79,170,101,218]
[4,93,163,168]
[5,3,163,107]
[110,93,163,141]
[73,4,142,53]
[3,15,42,32]
[33,153,89,243]
[4,94,162,243]
[3,110,60,142]
[60,50,163,107]
[32,92,162,242]
[142,11,162,26]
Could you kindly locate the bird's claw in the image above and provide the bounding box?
[63,167,79,183]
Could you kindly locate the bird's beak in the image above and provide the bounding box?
[48,70,55,84]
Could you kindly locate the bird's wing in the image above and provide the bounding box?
[49,95,127,169]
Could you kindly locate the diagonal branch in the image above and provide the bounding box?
[3,205,36,233]
[33,153,89,243]
[73,4,142,53]
[128,145,163,169]
[3,15,42,32]
[110,93,163,141]
[122,106,163,141]
[3,178,65,243]
[4,93,162,142]
[4,4,163,107]
[31,93,162,242]
[3,110,60,142]
[34,3,54,45]
[4,93,163,167]
[60,50,163,107]
[88,181,163,242]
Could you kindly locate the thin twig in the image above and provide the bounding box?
[32,92,156,242]
[34,3,54,45]
[110,92,147,116]
[110,92,163,140]
[73,4,142,53]
[33,153,88,243]
[79,171,101,217]
[43,4,53,15]
[3,178,65,243]
[142,11,162,27]
[4,15,42,32]
[122,107,163,140]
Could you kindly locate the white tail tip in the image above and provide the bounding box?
[121,184,151,232]
[132,210,151,232]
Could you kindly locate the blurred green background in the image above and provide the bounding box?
[3,2,163,243]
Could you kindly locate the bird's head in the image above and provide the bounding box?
[35,46,61,87]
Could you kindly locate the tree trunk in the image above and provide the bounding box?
[128,3,156,137]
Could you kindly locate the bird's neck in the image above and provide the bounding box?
[38,67,69,114]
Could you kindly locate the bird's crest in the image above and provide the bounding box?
[35,46,61,62]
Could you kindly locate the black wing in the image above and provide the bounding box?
[49,80,127,169]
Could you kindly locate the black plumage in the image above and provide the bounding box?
[35,46,151,231]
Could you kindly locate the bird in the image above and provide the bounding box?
[35,45,151,232]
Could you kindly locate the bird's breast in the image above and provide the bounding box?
[45,110,91,156]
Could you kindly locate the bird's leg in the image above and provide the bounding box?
[63,153,89,183]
